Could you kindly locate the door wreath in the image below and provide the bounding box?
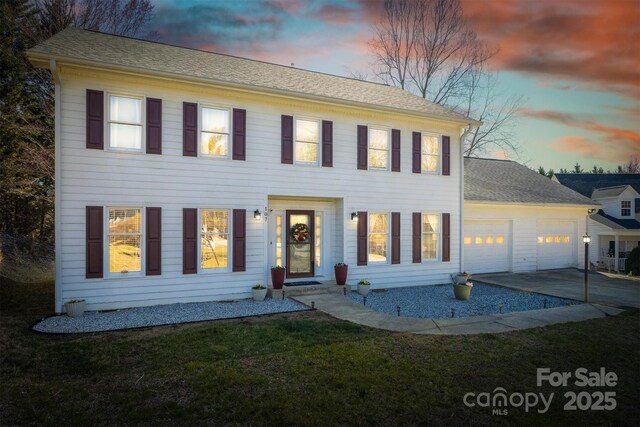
[290,223,310,243]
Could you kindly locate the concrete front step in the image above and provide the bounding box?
[267,282,352,299]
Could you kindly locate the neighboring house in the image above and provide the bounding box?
[27,28,481,313]
[463,158,599,274]
[553,174,640,272]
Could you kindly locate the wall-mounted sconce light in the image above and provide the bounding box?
[254,209,262,221]
[351,212,359,222]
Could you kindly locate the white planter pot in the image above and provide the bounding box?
[252,288,267,301]
[65,300,86,318]
[357,284,371,296]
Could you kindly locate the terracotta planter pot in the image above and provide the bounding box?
[271,269,285,289]
[334,265,348,286]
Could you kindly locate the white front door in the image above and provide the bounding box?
[463,220,512,274]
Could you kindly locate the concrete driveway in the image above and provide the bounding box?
[474,269,640,309]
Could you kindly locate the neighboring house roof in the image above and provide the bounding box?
[591,210,640,230]
[27,28,479,125]
[591,185,637,199]
[553,173,640,198]
[464,157,598,206]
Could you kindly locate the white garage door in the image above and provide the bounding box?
[536,221,577,270]
[463,220,512,274]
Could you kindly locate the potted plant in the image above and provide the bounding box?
[271,265,285,289]
[452,278,473,300]
[252,283,267,301]
[64,299,86,317]
[334,262,348,286]
[454,272,472,284]
[357,279,371,296]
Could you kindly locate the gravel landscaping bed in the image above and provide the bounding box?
[33,298,310,333]
[348,282,578,319]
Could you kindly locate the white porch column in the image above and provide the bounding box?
[614,235,620,272]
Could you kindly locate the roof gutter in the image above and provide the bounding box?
[465,200,602,209]
[26,52,482,127]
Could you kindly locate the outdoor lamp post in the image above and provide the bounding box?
[583,233,591,303]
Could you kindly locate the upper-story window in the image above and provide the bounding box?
[368,212,389,263]
[421,134,440,173]
[368,127,389,170]
[108,207,142,274]
[108,95,143,151]
[295,118,320,165]
[621,200,631,217]
[200,106,229,157]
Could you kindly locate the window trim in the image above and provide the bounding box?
[105,206,145,278]
[106,93,145,153]
[198,104,231,159]
[368,211,390,264]
[294,116,321,166]
[367,126,390,171]
[421,212,441,262]
[621,200,631,217]
[198,208,232,273]
[420,132,441,174]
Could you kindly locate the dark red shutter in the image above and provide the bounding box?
[183,208,197,274]
[146,207,161,275]
[232,108,246,160]
[412,212,421,263]
[86,90,104,149]
[86,206,103,278]
[357,125,368,170]
[391,129,401,172]
[442,135,450,176]
[412,132,421,173]
[442,213,450,262]
[322,120,333,167]
[146,98,162,154]
[357,211,368,266]
[281,115,293,164]
[232,209,246,272]
[183,102,197,157]
[391,212,401,264]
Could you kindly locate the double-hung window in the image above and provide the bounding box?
[368,212,389,263]
[108,208,142,274]
[200,209,229,270]
[200,107,230,157]
[422,213,440,260]
[621,200,631,217]
[108,95,143,151]
[368,128,389,170]
[295,118,320,164]
[421,134,440,173]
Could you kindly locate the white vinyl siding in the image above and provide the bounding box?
[55,66,463,312]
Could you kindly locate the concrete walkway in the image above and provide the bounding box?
[292,293,623,335]
[475,269,640,309]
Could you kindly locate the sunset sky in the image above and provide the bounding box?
[148,0,639,171]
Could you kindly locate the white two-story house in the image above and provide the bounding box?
[27,28,480,313]
[553,174,640,272]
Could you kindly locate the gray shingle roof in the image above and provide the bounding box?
[27,28,477,124]
[553,173,640,198]
[591,210,640,230]
[591,185,636,199]
[465,157,599,206]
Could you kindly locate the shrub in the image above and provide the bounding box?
[625,247,640,276]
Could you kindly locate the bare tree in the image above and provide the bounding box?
[617,156,640,173]
[369,0,523,157]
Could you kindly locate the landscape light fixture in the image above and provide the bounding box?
[583,233,591,303]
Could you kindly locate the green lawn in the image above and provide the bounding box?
[1,278,639,426]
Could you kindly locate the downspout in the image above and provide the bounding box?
[459,124,474,274]
[50,59,62,313]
